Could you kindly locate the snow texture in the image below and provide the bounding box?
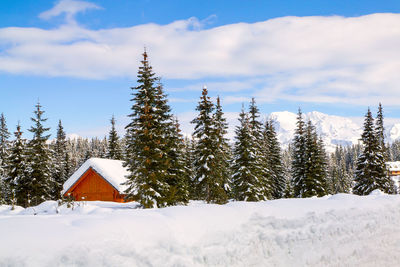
[1,192,400,266]
[62,158,129,194]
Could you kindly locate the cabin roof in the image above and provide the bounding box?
[62,158,130,194]
[386,161,400,172]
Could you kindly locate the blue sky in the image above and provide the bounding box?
[1,0,400,138]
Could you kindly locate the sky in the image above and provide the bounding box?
[1,0,400,139]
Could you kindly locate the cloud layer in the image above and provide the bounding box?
[1,11,400,105]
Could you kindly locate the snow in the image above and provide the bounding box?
[269,111,362,152]
[62,158,130,194]
[1,193,400,266]
[386,161,400,171]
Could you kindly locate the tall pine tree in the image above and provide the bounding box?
[107,115,123,160]
[249,98,271,198]
[191,87,228,203]
[231,107,265,201]
[264,119,285,199]
[212,96,231,197]
[124,51,179,208]
[26,102,53,206]
[52,120,68,199]
[291,109,307,197]
[354,107,395,195]
[0,113,10,204]
[6,123,28,207]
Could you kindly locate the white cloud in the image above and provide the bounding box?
[1,12,400,106]
[39,0,101,24]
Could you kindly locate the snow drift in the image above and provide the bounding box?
[1,192,400,266]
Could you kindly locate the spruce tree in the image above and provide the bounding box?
[328,146,352,194]
[231,107,265,201]
[376,103,387,159]
[6,123,28,207]
[52,120,68,199]
[291,109,307,197]
[191,87,228,204]
[124,51,174,208]
[264,119,285,199]
[249,98,271,198]
[212,96,231,197]
[282,145,294,198]
[184,137,197,199]
[107,115,123,160]
[354,108,395,195]
[0,113,10,204]
[26,102,53,206]
[164,117,190,205]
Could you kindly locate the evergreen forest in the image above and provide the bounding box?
[0,51,398,208]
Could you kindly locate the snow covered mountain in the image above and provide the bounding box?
[268,111,400,152]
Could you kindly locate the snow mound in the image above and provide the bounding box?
[1,194,400,266]
[62,158,129,194]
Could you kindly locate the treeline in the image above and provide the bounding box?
[0,51,398,208]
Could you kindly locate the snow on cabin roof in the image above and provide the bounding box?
[62,158,130,194]
[386,161,400,171]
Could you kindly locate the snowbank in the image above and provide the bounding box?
[1,194,400,266]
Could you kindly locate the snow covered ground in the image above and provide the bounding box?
[1,191,400,266]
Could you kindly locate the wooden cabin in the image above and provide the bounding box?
[62,158,130,202]
[386,161,400,176]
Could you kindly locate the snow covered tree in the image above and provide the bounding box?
[0,113,10,204]
[328,146,352,194]
[51,120,69,199]
[291,111,328,198]
[183,137,197,199]
[6,123,28,207]
[26,102,53,206]
[264,119,285,199]
[124,51,181,208]
[164,117,190,205]
[303,122,328,197]
[191,87,228,204]
[282,145,294,198]
[249,98,271,198]
[376,103,389,161]
[231,107,265,201]
[291,109,307,197]
[107,115,123,160]
[353,108,395,195]
[212,96,231,197]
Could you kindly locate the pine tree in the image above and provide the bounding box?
[51,120,69,199]
[376,103,388,159]
[184,137,197,199]
[0,113,10,204]
[264,119,285,199]
[124,51,174,208]
[328,146,352,194]
[231,107,265,201]
[164,117,190,205]
[291,109,307,197]
[26,102,53,206]
[249,98,271,198]
[6,123,28,207]
[282,145,294,198]
[212,96,231,197]
[354,108,395,195]
[191,87,228,203]
[107,115,123,160]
